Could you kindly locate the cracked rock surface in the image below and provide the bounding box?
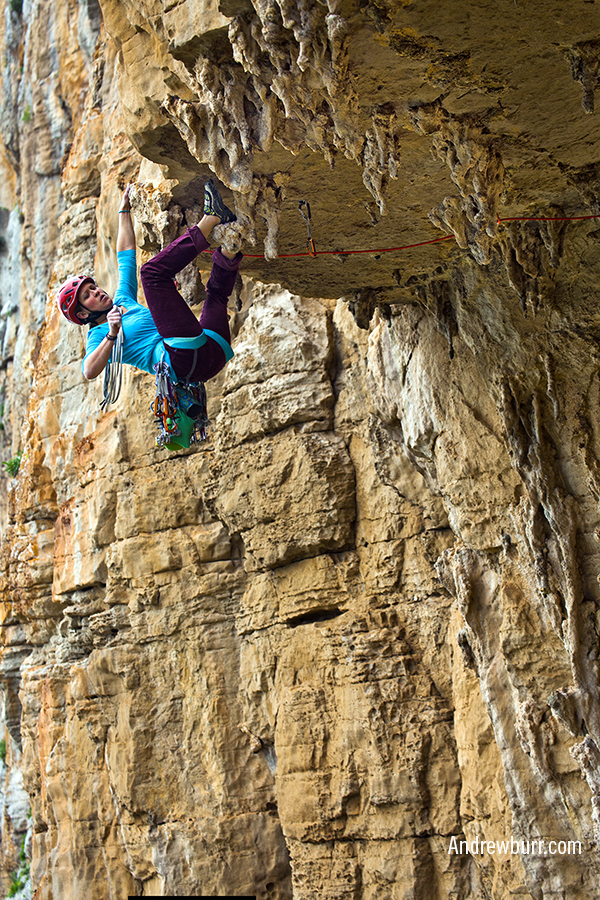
[0,1,600,898]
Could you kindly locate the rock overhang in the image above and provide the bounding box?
[103,0,600,302]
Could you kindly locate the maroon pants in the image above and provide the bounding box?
[140,226,242,382]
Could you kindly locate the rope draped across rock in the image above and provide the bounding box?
[237,211,600,260]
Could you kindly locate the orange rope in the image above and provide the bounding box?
[229,212,600,261]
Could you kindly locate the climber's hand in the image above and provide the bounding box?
[117,186,135,251]
[107,305,122,336]
[120,184,131,211]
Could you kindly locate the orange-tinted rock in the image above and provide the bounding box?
[1,1,600,899]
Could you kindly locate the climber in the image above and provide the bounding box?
[56,180,242,388]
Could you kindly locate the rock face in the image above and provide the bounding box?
[1,0,600,898]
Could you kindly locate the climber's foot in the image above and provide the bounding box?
[204,179,237,224]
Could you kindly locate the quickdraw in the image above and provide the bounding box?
[152,359,209,450]
[298,200,317,257]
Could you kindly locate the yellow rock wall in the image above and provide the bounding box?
[1,1,600,898]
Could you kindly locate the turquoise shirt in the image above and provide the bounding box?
[82,249,233,381]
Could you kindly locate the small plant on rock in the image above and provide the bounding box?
[6,836,29,897]
[2,452,22,477]
[6,863,29,898]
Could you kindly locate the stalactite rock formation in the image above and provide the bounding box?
[0,1,600,899]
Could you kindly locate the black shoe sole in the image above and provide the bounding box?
[204,179,237,224]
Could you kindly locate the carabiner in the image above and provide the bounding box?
[298,200,311,227]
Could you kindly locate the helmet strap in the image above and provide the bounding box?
[77,300,110,325]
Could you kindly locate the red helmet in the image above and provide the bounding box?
[56,275,95,325]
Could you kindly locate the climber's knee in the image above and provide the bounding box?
[140,258,165,291]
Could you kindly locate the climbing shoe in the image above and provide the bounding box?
[204,179,237,224]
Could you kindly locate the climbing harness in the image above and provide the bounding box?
[97,308,211,451]
[298,200,317,257]
[152,358,209,451]
[100,320,124,411]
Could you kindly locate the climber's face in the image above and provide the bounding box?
[77,282,113,322]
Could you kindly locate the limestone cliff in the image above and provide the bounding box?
[1,1,600,898]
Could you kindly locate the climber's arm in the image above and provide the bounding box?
[116,184,135,253]
[83,337,115,380]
